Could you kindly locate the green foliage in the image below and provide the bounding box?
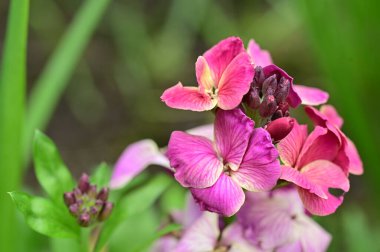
[90,162,112,188]
[9,192,80,239]
[33,130,74,204]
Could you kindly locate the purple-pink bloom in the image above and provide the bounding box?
[161,37,254,111]
[238,188,331,252]
[167,109,280,216]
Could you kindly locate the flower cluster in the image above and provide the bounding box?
[110,36,363,251]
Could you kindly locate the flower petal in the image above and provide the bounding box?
[278,121,308,167]
[195,56,215,92]
[174,212,219,252]
[186,124,214,140]
[167,131,223,188]
[231,128,280,191]
[160,82,216,111]
[191,173,245,217]
[293,85,329,106]
[345,137,363,175]
[203,37,245,85]
[247,39,273,67]
[217,52,254,110]
[320,105,343,128]
[221,223,261,252]
[214,109,254,171]
[151,236,179,252]
[110,139,169,189]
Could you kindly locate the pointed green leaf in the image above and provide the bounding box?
[90,162,111,188]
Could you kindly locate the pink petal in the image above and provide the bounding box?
[231,128,280,191]
[221,223,261,252]
[320,105,344,129]
[345,137,363,175]
[278,121,308,167]
[110,139,169,189]
[304,106,342,141]
[247,39,273,67]
[171,194,202,229]
[214,109,254,171]
[195,56,215,92]
[293,84,329,106]
[217,52,254,110]
[191,173,245,217]
[151,236,179,252]
[174,212,219,252]
[167,131,223,188]
[160,82,216,111]
[186,124,214,140]
[203,37,245,85]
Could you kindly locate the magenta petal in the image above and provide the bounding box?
[320,105,344,129]
[110,139,169,189]
[278,121,308,167]
[167,131,223,188]
[247,39,273,67]
[186,124,214,140]
[203,37,245,84]
[293,84,329,106]
[232,128,280,191]
[191,173,245,217]
[214,109,254,170]
[174,212,219,252]
[195,56,215,92]
[217,52,254,110]
[160,82,216,111]
[345,137,363,175]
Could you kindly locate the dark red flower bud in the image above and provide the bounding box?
[253,66,265,87]
[79,213,91,227]
[275,77,290,103]
[262,74,277,96]
[63,192,76,206]
[98,202,113,222]
[97,188,109,201]
[266,117,295,142]
[69,203,79,215]
[246,87,261,109]
[259,95,277,118]
[78,173,90,193]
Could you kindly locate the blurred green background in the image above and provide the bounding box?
[1,0,380,251]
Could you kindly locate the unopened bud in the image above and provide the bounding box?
[266,117,295,142]
[262,75,277,95]
[98,202,113,222]
[69,203,79,215]
[79,213,91,227]
[78,173,90,193]
[87,185,97,198]
[253,66,265,87]
[63,192,76,206]
[271,110,283,121]
[259,95,277,118]
[246,87,261,109]
[97,188,109,201]
[275,77,290,103]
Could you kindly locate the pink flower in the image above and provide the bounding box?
[161,37,254,111]
[278,121,350,215]
[247,39,329,106]
[167,109,280,216]
[305,105,363,175]
[238,188,331,252]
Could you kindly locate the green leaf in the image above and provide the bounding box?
[94,173,173,252]
[33,130,74,204]
[9,192,79,239]
[90,162,111,188]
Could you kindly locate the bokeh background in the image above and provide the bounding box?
[1,0,380,251]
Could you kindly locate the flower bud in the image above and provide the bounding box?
[245,87,261,109]
[63,192,76,206]
[266,117,295,142]
[97,188,109,201]
[69,203,79,215]
[79,213,91,227]
[275,77,290,103]
[262,74,277,96]
[98,202,113,222]
[259,95,277,118]
[253,66,265,87]
[78,173,90,193]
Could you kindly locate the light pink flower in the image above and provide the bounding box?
[161,37,254,111]
[278,121,350,216]
[247,39,329,106]
[167,109,280,216]
[238,188,331,252]
[305,105,363,175]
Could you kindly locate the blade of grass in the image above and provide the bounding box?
[24,0,112,160]
[0,1,29,251]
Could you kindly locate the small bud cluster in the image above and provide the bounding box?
[245,66,291,120]
[64,174,113,227]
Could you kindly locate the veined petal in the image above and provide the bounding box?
[195,56,215,92]
[247,39,273,67]
[161,82,216,111]
[186,124,214,140]
[203,37,245,85]
[232,128,280,191]
[174,212,219,252]
[320,105,343,128]
[221,223,261,252]
[278,121,308,167]
[217,52,254,110]
[214,109,254,171]
[298,188,344,216]
[167,131,223,188]
[110,139,169,189]
[304,106,342,141]
[293,85,329,106]
[191,173,245,217]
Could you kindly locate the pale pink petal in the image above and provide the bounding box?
[247,39,273,67]
[221,223,261,252]
[186,124,214,140]
[214,109,254,171]
[110,139,170,189]
[173,212,219,252]
[151,236,179,252]
[345,137,363,175]
[203,37,245,85]
[167,131,223,188]
[191,173,245,217]
[263,65,301,108]
[217,52,254,110]
[231,128,280,191]
[320,105,343,128]
[293,84,329,106]
[278,122,308,167]
[160,82,216,111]
[195,56,215,92]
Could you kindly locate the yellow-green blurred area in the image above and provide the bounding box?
[1,0,380,251]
